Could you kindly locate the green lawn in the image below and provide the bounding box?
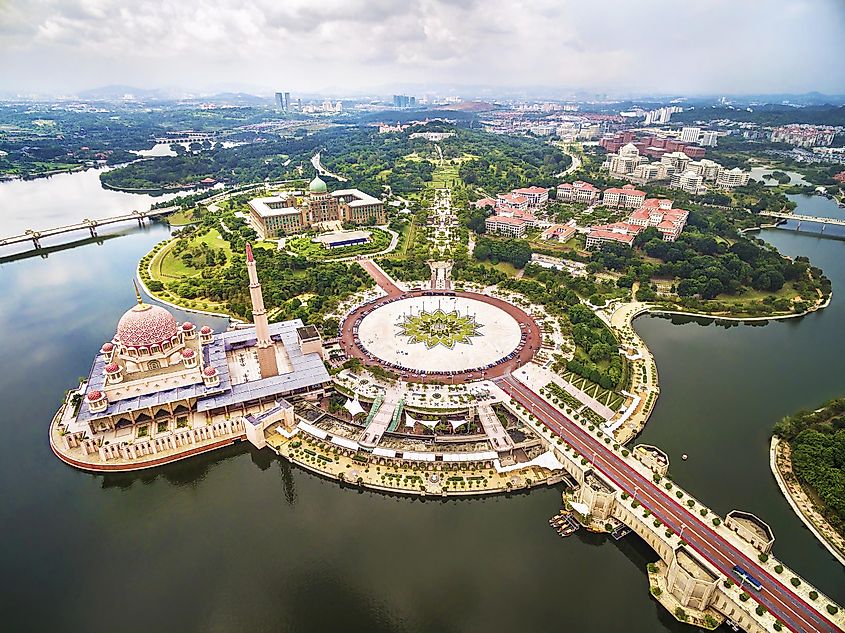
[152,229,232,280]
[166,209,201,226]
[491,261,521,277]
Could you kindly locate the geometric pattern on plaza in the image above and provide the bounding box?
[397,307,483,349]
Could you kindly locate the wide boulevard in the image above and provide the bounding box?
[495,374,840,633]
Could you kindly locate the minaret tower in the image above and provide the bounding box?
[246,243,279,378]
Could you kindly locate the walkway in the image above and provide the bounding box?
[496,374,841,633]
[358,259,403,297]
[359,390,402,448]
[477,403,514,452]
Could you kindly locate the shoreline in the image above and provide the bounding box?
[136,239,239,321]
[769,437,845,567]
[642,289,831,324]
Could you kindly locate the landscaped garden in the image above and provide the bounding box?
[286,227,391,260]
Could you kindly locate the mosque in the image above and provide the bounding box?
[51,243,330,471]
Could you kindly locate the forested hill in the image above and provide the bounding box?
[673,104,845,126]
[775,398,845,536]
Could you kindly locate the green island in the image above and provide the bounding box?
[773,398,845,561]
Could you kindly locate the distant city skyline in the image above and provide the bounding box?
[1,0,844,97]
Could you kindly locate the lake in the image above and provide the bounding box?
[0,172,842,633]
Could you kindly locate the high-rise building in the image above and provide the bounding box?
[393,94,414,108]
[275,92,292,112]
[680,127,701,144]
[700,130,718,147]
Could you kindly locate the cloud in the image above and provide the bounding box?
[0,0,843,95]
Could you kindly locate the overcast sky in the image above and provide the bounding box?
[1,0,844,97]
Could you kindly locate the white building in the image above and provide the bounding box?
[512,186,549,209]
[671,170,707,195]
[700,130,718,147]
[680,126,701,144]
[485,215,527,237]
[660,151,691,173]
[556,181,601,204]
[602,185,647,209]
[686,159,723,181]
[716,167,750,189]
[607,143,648,176]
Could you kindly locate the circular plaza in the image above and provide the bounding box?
[340,291,542,382]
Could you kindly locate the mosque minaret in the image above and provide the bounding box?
[246,242,279,378]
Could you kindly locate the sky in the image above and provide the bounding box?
[1,0,844,98]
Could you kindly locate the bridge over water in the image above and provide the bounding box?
[0,206,178,250]
[496,374,844,633]
[759,210,845,229]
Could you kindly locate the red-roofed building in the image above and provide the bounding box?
[473,197,497,209]
[586,226,637,249]
[496,192,529,211]
[541,224,577,243]
[603,185,646,209]
[834,171,845,184]
[622,198,687,241]
[557,180,601,204]
[512,186,549,208]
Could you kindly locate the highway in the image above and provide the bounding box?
[496,374,840,633]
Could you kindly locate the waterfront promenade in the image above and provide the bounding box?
[496,374,842,633]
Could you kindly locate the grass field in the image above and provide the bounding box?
[152,229,232,280]
[491,261,521,277]
[166,209,201,226]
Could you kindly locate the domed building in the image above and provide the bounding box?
[246,171,385,239]
[53,253,330,471]
[308,175,328,194]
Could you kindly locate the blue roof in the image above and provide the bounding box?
[77,319,329,424]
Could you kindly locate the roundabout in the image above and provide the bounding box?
[340,290,542,382]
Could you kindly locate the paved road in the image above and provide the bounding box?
[358,259,402,297]
[496,374,840,633]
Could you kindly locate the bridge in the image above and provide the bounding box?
[496,374,843,633]
[759,211,845,229]
[0,206,179,250]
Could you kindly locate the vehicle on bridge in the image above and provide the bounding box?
[732,564,763,591]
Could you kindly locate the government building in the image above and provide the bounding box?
[248,175,385,239]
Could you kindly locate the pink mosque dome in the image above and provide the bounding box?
[87,390,103,401]
[200,325,213,334]
[203,366,218,377]
[101,342,114,353]
[115,303,179,348]
[182,322,195,330]
[181,348,195,358]
[104,362,120,373]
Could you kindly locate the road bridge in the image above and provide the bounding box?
[759,211,845,229]
[496,374,843,633]
[0,206,178,250]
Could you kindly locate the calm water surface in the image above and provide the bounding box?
[0,176,842,633]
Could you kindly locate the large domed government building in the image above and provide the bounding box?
[51,245,331,471]
[246,174,385,239]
